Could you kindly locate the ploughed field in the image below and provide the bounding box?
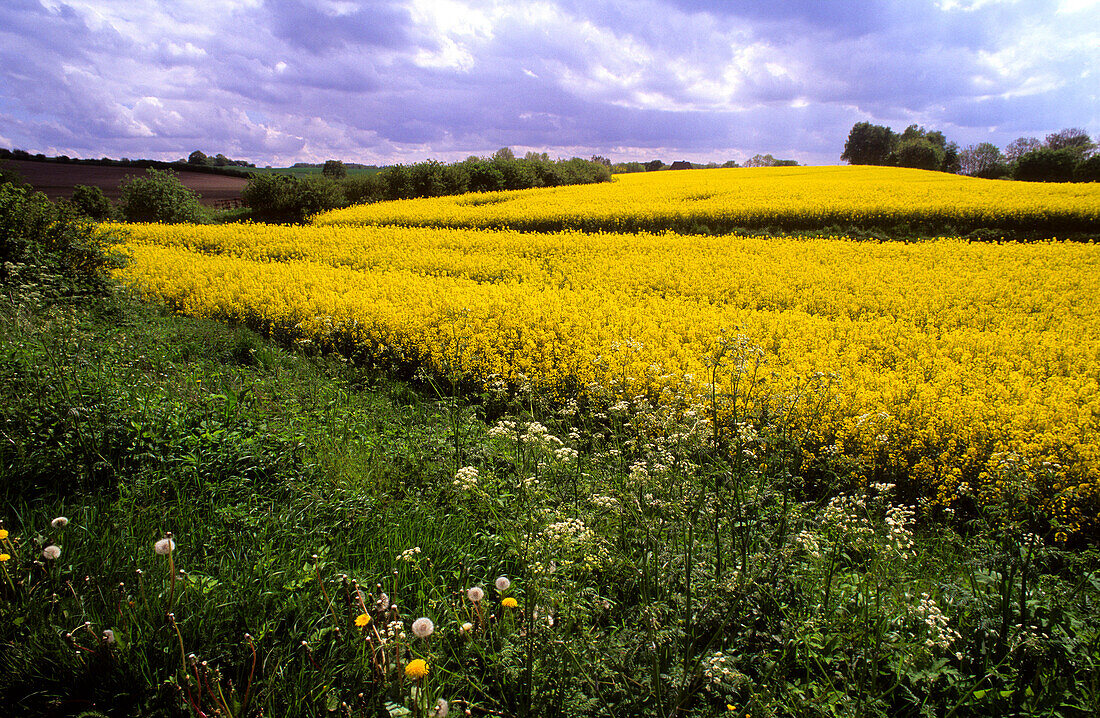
[2,158,248,205]
[115,166,1100,538]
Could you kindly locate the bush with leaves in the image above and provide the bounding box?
[118,168,205,223]
[0,181,124,298]
[67,184,114,221]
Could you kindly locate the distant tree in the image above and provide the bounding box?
[841,122,896,165]
[187,150,209,165]
[722,160,739,168]
[524,151,550,163]
[773,158,799,167]
[890,138,945,171]
[958,143,1008,178]
[119,168,205,223]
[590,155,612,168]
[643,159,665,172]
[492,147,515,162]
[611,161,645,174]
[213,153,230,167]
[1004,137,1041,163]
[68,185,113,220]
[1013,148,1078,182]
[322,159,348,179]
[1045,128,1096,159]
[744,154,776,167]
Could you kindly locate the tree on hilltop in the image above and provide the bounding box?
[841,122,896,165]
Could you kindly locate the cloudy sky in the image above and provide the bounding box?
[2,0,1097,166]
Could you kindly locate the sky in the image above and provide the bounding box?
[1,0,1098,167]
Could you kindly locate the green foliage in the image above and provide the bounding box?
[0,181,124,299]
[891,137,946,171]
[3,234,1099,715]
[1073,154,1100,182]
[841,121,897,165]
[1013,148,1079,182]
[242,173,346,223]
[322,159,348,179]
[119,168,206,223]
[68,184,114,221]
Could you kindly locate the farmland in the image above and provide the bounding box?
[3,166,1100,717]
[316,165,1100,238]
[1,158,249,206]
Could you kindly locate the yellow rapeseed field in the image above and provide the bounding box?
[313,165,1100,236]
[115,219,1100,538]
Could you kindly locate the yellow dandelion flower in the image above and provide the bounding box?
[405,658,429,679]
[0,553,9,562]
[501,597,518,609]
[355,613,371,627]
[0,529,8,540]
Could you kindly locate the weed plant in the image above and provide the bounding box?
[2,202,1099,716]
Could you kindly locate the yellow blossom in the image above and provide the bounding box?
[355,613,371,627]
[502,597,518,609]
[405,659,429,679]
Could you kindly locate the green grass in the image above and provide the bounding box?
[2,259,1100,716]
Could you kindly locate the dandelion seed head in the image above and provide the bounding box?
[42,545,61,560]
[431,698,450,717]
[154,537,175,555]
[467,586,484,602]
[495,575,511,591]
[412,617,434,638]
[51,516,69,528]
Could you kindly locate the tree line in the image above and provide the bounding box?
[842,122,1099,182]
[243,150,612,223]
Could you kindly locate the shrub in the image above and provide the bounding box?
[119,168,205,223]
[68,184,114,220]
[242,173,345,223]
[0,181,124,297]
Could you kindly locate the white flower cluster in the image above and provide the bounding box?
[910,593,962,652]
[453,466,479,490]
[822,494,874,544]
[884,504,915,559]
[398,547,422,562]
[553,446,579,464]
[703,650,747,689]
[794,529,823,559]
[590,494,619,510]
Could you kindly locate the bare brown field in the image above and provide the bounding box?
[1,159,248,206]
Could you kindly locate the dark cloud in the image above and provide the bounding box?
[0,0,1095,166]
[264,0,414,53]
